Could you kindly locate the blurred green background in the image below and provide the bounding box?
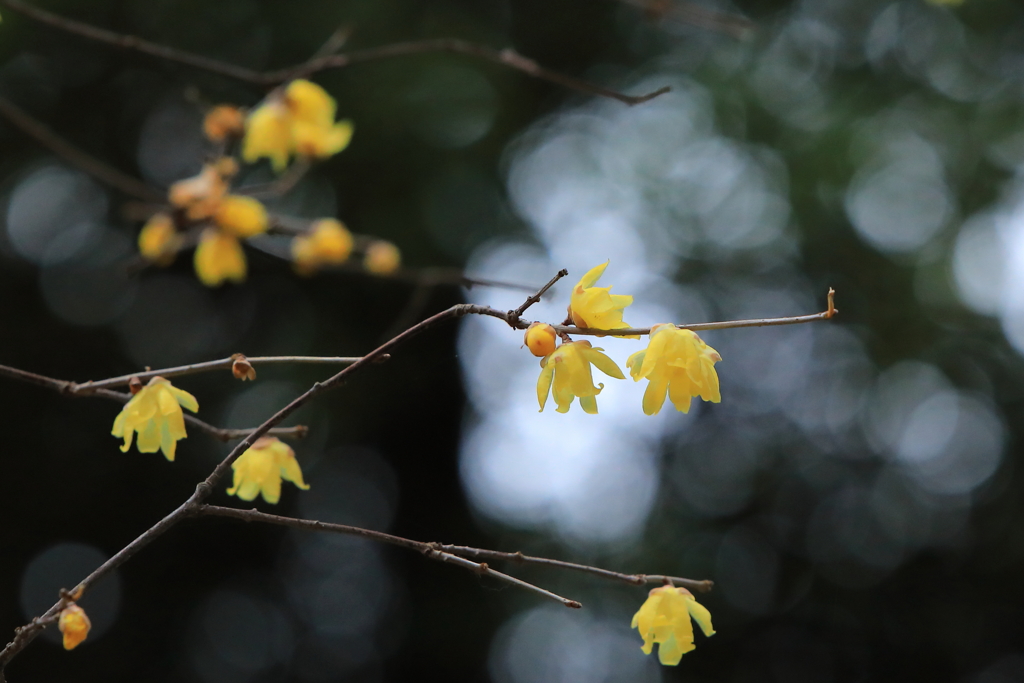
[4,0,1024,682]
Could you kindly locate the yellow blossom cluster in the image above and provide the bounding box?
[135,80,401,285]
[109,376,309,505]
[528,262,722,415]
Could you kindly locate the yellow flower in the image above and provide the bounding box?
[569,262,637,338]
[58,603,91,651]
[536,340,624,414]
[227,436,310,504]
[203,105,245,142]
[524,323,557,358]
[194,228,247,287]
[632,585,715,666]
[111,376,199,461]
[137,213,180,265]
[363,240,401,275]
[626,324,721,415]
[291,218,354,275]
[167,163,229,221]
[242,79,354,172]
[214,195,268,238]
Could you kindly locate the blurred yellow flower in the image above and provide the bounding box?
[291,218,354,275]
[137,213,180,265]
[214,195,268,238]
[58,603,91,651]
[626,324,721,415]
[203,105,245,142]
[363,240,401,275]
[569,262,637,338]
[524,322,557,358]
[536,340,624,414]
[111,376,198,461]
[227,436,310,504]
[632,585,715,666]
[242,79,354,172]
[194,228,247,287]
[168,163,229,221]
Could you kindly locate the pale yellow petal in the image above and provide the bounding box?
[536,363,555,412]
[583,348,625,380]
[642,377,669,415]
[579,395,598,414]
[686,596,715,637]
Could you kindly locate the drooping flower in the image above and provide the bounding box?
[111,376,199,461]
[626,324,721,415]
[291,218,354,275]
[632,585,715,666]
[203,105,245,142]
[137,213,181,265]
[194,228,247,287]
[569,262,637,338]
[524,323,557,358]
[58,603,91,651]
[213,195,268,238]
[227,436,310,504]
[168,162,231,220]
[536,340,624,414]
[363,240,401,275]
[242,79,354,172]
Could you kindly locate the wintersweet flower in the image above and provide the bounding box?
[194,228,247,287]
[58,603,91,650]
[111,376,199,461]
[536,340,624,414]
[227,436,310,504]
[203,105,245,142]
[242,79,354,172]
[524,323,557,358]
[213,195,268,238]
[168,163,229,220]
[137,213,180,265]
[291,218,354,275]
[632,585,715,666]
[569,262,637,338]
[363,240,401,275]
[626,324,721,415]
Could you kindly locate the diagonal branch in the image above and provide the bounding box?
[0,0,669,105]
[0,97,164,201]
[195,505,584,608]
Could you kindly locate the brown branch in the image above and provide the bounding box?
[0,365,307,442]
[78,354,366,390]
[510,268,568,323]
[434,544,712,593]
[615,0,755,40]
[0,97,164,201]
[0,0,669,105]
[195,505,583,608]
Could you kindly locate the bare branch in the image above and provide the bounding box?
[510,268,568,323]
[615,0,755,40]
[0,0,669,105]
[434,544,713,593]
[0,97,164,201]
[78,355,366,390]
[195,505,583,608]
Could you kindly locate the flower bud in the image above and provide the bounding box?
[128,376,143,395]
[203,105,245,142]
[231,354,257,381]
[363,241,401,275]
[524,323,557,357]
[58,603,91,650]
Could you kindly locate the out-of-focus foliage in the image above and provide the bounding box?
[4,1,1024,683]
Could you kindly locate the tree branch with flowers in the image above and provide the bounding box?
[0,2,854,680]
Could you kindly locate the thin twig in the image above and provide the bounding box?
[0,97,164,201]
[615,0,755,40]
[511,268,568,323]
[0,0,669,105]
[237,157,310,199]
[195,505,583,608]
[434,545,712,593]
[78,355,366,390]
[0,365,307,442]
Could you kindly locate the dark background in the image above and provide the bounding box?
[3,0,1024,682]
